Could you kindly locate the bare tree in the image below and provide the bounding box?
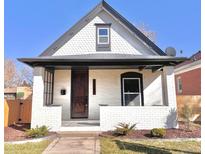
[4,59,18,88]
[136,23,157,43]
[4,58,33,88]
[19,66,33,86]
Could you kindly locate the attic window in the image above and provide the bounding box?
[98,28,109,44]
[95,23,111,51]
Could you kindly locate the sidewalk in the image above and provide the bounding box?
[43,132,100,154]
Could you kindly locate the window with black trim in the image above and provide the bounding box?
[95,23,111,51]
[44,68,54,106]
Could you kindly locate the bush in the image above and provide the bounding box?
[25,125,49,138]
[151,128,166,138]
[113,123,136,136]
[181,104,193,131]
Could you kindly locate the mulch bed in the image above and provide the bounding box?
[101,122,201,139]
[4,123,56,142]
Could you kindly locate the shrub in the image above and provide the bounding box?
[181,104,193,131]
[25,125,49,138]
[151,128,166,138]
[113,123,136,136]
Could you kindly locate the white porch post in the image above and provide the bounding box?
[163,66,177,107]
[162,66,178,128]
[31,67,45,128]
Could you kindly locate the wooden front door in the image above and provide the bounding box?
[71,69,88,118]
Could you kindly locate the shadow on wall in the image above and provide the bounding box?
[165,108,178,128]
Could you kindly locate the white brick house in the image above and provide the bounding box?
[19,1,186,131]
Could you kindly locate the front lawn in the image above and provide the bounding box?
[100,137,201,154]
[4,140,51,154]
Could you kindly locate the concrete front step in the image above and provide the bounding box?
[59,126,101,131]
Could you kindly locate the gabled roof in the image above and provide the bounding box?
[175,50,201,68]
[39,0,166,57]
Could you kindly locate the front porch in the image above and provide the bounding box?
[31,66,177,131]
[19,54,186,131]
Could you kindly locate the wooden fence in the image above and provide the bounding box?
[176,95,201,122]
[4,99,32,127]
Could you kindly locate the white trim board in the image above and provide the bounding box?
[174,60,201,75]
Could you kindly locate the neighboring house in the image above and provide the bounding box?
[4,86,32,100]
[4,87,17,100]
[175,51,201,122]
[19,1,186,131]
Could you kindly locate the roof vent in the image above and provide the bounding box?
[165,47,176,57]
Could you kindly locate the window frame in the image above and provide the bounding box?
[97,27,109,44]
[44,68,54,106]
[122,78,142,106]
[95,23,111,51]
[177,77,182,94]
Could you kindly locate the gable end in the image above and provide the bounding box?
[39,1,166,57]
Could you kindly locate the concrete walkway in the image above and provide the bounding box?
[43,132,100,154]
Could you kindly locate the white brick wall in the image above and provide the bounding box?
[31,67,62,131]
[100,106,178,131]
[53,70,71,120]
[100,66,178,131]
[53,11,156,56]
[89,69,164,119]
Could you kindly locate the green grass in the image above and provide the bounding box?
[4,140,52,154]
[100,137,201,154]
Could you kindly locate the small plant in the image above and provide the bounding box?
[150,128,166,138]
[113,123,136,136]
[25,125,49,138]
[181,104,193,131]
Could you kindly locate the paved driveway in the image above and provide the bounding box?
[43,132,100,154]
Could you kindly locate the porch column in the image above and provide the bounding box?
[31,67,45,128]
[162,66,177,107]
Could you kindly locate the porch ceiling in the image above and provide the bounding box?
[18,53,187,68]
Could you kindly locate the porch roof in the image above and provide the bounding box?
[18,53,187,68]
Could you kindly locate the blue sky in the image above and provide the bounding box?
[5,0,200,59]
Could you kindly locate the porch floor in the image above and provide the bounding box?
[60,120,100,131]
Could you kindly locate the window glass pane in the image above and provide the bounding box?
[178,78,182,92]
[48,72,51,81]
[44,71,47,82]
[50,73,53,82]
[99,29,108,35]
[124,94,141,106]
[50,83,53,93]
[124,79,139,92]
[44,82,47,93]
[48,93,51,105]
[99,36,108,43]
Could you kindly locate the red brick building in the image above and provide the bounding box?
[174,51,201,122]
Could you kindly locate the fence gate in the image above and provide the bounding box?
[4,99,32,127]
